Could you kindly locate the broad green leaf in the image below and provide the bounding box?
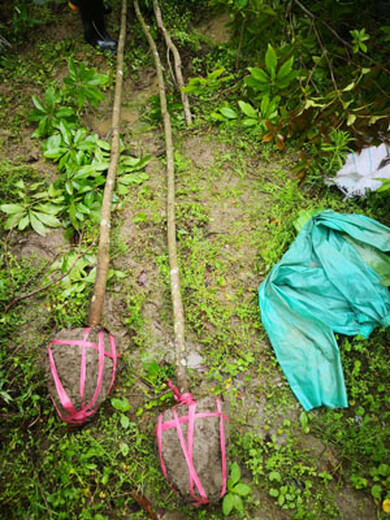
[36,198,63,215]
[220,107,238,119]
[28,110,44,122]
[233,494,244,512]
[4,214,21,230]
[299,410,310,433]
[0,204,24,215]
[269,488,279,497]
[242,118,258,127]
[30,212,49,235]
[248,67,269,83]
[343,82,356,92]
[97,139,111,151]
[377,180,390,193]
[222,493,234,516]
[31,95,45,112]
[68,57,77,79]
[261,94,270,115]
[277,56,294,80]
[18,215,30,230]
[238,101,258,119]
[59,121,72,146]
[232,483,252,497]
[56,106,75,118]
[33,212,62,228]
[230,462,241,484]
[347,113,357,126]
[371,484,382,499]
[120,415,130,429]
[265,44,277,77]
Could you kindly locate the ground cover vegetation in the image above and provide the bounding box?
[0,0,389,518]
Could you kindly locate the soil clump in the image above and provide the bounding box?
[46,327,114,417]
[159,395,229,504]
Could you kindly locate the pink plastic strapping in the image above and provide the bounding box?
[155,379,228,506]
[48,327,117,425]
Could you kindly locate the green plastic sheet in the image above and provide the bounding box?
[259,210,390,411]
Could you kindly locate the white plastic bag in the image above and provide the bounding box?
[327,142,390,198]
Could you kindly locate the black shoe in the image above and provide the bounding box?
[86,27,117,54]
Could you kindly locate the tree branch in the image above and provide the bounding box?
[88,0,127,326]
[134,0,189,393]
[152,0,193,126]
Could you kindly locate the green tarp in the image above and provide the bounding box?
[259,210,390,411]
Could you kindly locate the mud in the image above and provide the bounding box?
[158,395,229,504]
[46,327,115,418]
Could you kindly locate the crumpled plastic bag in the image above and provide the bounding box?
[258,210,390,411]
[327,143,390,198]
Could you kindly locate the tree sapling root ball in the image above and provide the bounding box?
[47,327,117,424]
[156,393,230,505]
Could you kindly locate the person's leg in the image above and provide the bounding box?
[78,0,117,53]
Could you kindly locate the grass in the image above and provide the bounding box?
[0,1,389,519]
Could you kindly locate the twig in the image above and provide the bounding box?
[152,0,193,126]
[88,0,127,326]
[294,0,339,91]
[235,17,246,71]
[129,489,160,520]
[2,240,96,314]
[134,0,189,393]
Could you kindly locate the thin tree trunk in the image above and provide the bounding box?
[88,0,127,326]
[134,0,189,393]
[152,0,193,126]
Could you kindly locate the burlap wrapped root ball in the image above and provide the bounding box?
[46,327,117,424]
[157,395,230,505]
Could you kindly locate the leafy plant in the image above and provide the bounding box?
[62,57,109,110]
[350,28,370,53]
[43,121,99,172]
[320,129,354,171]
[111,396,133,431]
[183,67,234,100]
[0,180,64,235]
[246,44,297,98]
[45,250,126,299]
[28,86,76,138]
[222,462,252,516]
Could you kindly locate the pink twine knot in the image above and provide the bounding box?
[167,378,195,405]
